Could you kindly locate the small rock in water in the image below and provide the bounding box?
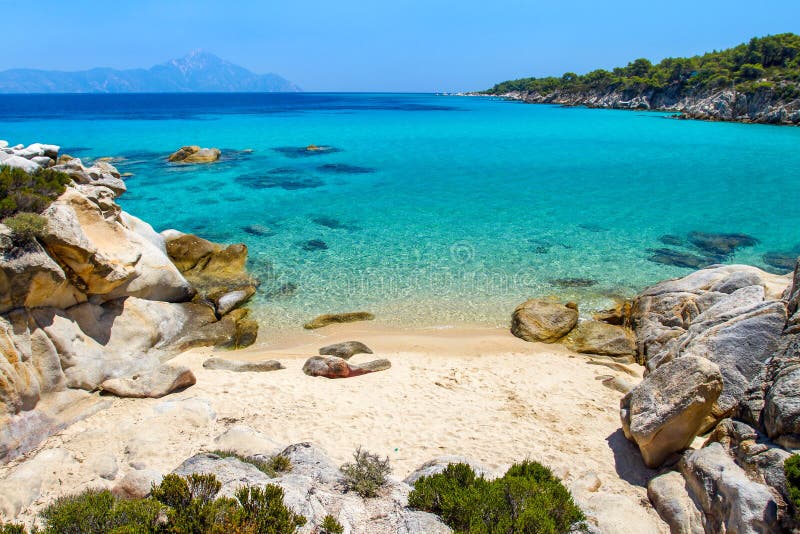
[316,163,375,174]
[647,248,714,269]
[762,251,797,272]
[687,231,759,257]
[658,234,684,246]
[272,145,341,158]
[301,239,328,251]
[242,224,275,237]
[304,311,375,329]
[318,341,373,360]
[551,277,597,288]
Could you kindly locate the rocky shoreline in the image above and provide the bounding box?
[491,87,800,125]
[1,141,259,464]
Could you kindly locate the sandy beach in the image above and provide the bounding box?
[1,323,668,532]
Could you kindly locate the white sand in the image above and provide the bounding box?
[1,324,667,532]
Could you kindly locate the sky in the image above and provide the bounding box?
[1,0,799,92]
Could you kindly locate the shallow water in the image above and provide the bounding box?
[2,93,799,337]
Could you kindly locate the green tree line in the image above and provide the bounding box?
[485,33,800,99]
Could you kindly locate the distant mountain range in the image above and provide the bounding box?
[0,51,300,93]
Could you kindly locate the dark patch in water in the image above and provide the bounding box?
[235,169,324,190]
[263,282,298,299]
[647,248,715,269]
[60,146,92,155]
[316,163,374,174]
[687,231,759,257]
[578,223,608,232]
[301,239,328,251]
[551,278,597,288]
[273,145,341,158]
[310,216,359,231]
[242,224,275,237]
[763,252,798,272]
[659,234,684,246]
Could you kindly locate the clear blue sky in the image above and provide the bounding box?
[2,0,798,92]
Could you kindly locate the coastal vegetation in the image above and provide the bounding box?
[208,450,292,477]
[408,461,585,533]
[0,473,305,533]
[339,447,392,498]
[485,33,800,99]
[0,165,70,218]
[785,455,800,514]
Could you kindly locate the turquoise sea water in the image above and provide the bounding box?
[2,93,799,337]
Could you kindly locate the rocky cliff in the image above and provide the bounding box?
[498,87,800,125]
[0,141,259,464]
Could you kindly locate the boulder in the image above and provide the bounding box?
[647,470,705,534]
[113,469,164,499]
[404,456,496,486]
[41,187,193,301]
[303,311,375,330]
[318,340,373,360]
[2,155,40,173]
[100,365,196,398]
[679,443,781,534]
[168,146,221,163]
[0,239,86,314]
[761,348,800,448]
[562,320,636,357]
[510,299,578,342]
[621,356,723,468]
[0,448,77,517]
[202,357,284,372]
[173,453,272,498]
[302,356,390,378]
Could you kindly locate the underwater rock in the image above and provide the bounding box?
[763,252,797,272]
[647,248,714,269]
[242,224,275,237]
[687,231,759,257]
[316,163,374,174]
[659,234,684,246]
[235,170,324,190]
[263,282,297,299]
[551,277,597,288]
[303,311,375,329]
[301,239,328,251]
[311,216,346,229]
[273,145,341,157]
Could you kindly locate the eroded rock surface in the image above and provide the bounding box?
[510,299,578,343]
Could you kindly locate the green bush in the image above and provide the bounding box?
[2,212,47,243]
[0,523,27,534]
[785,454,800,513]
[27,473,305,534]
[39,488,162,533]
[408,461,585,534]
[209,450,291,477]
[340,447,391,498]
[319,514,344,534]
[0,165,71,219]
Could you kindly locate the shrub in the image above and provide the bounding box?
[408,460,586,534]
[2,212,47,243]
[267,454,292,474]
[39,488,162,533]
[340,447,391,498]
[209,450,291,477]
[319,514,344,534]
[32,473,305,533]
[0,165,71,219]
[0,523,26,534]
[785,454,800,513]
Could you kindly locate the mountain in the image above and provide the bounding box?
[483,34,800,125]
[0,51,300,93]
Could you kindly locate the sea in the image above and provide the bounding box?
[2,93,799,338]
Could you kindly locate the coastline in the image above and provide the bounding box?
[475,89,800,125]
[1,323,667,532]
